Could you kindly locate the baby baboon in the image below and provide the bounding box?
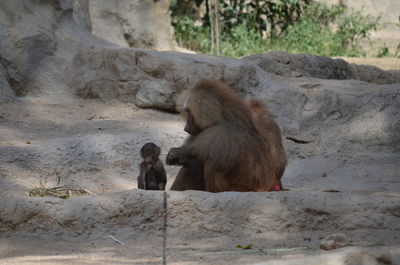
[167,80,286,192]
[138,142,167,190]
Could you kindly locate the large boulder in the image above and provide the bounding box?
[0,0,175,102]
[70,47,400,156]
[1,190,399,239]
[0,0,96,99]
[243,51,400,84]
[89,0,175,50]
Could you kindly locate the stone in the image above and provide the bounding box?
[89,0,175,50]
[0,63,15,103]
[320,233,351,250]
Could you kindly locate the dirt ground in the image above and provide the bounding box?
[0,99,184,196]
[337,57,400,71]
[0,98,399,264]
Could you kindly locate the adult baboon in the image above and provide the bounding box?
[167,80,286,192]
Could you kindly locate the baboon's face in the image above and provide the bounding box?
[182,89,221,135]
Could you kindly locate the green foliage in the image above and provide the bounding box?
[170,0,381,57]
[236,244,253,250]
[336,10,379,56]
[270,3,379,57]
[220,22,267,57]
[376,45,390,58]
[219,0,312,38]
[172,16,211,52]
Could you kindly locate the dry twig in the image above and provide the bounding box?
[108,235,125,246]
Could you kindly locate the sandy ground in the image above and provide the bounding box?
[0,99,399,264]
[336,57,400,70]
[2,236,398,265]
[0,99,185,196]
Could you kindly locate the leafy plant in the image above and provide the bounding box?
[270,3,379,57]
[172,15,211,52]
[376,45,390,58]
[170,0,380,57]
[220,22,267,57]
[219,0,312,38]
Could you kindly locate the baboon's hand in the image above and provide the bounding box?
[166,148,184,165]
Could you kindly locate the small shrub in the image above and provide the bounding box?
[172,15,211,52]
[376,45,390,58]
[271,3,379,57]
[220,23,267,57]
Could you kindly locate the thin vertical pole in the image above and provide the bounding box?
[208,0,215,54]
[214,0,220,56]
[162,191,167,265]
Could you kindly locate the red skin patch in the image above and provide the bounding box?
[270,181,282,191]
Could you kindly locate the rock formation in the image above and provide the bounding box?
[0,1,399,264]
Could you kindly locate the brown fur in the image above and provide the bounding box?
[248,99,287,185]
[169,136,205,191]
[167,80,286,192]
[138,142,167,190]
